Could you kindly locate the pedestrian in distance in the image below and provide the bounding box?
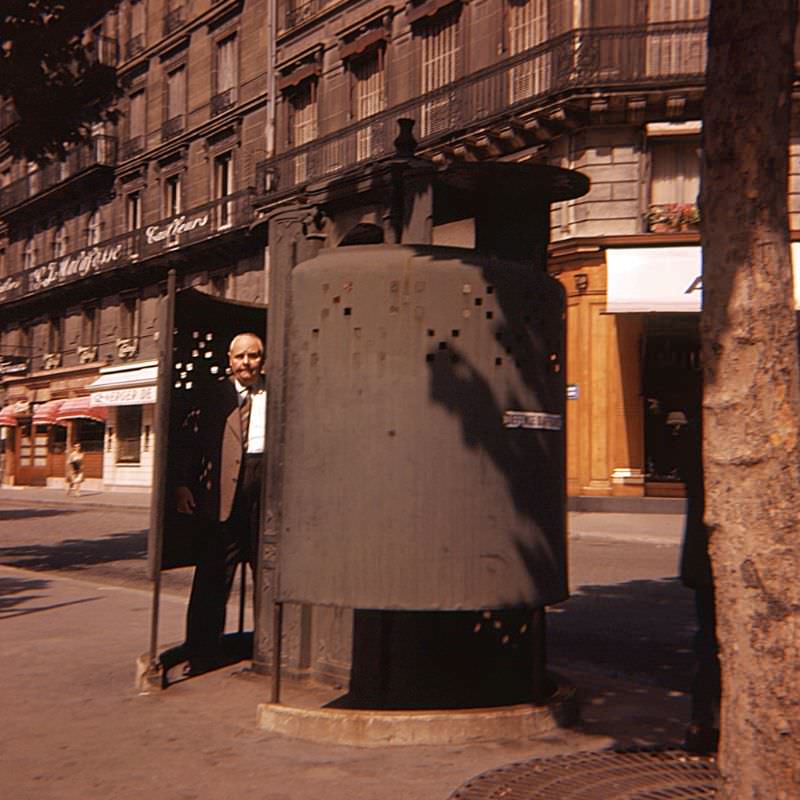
[174,332,266,674]
[65,442,84,497]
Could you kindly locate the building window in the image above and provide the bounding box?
[351,49,386,161]
[119,295,140,341]
[116,405,143,463]
[288,80,317,182]
[163,173,182,217]
[127,0,146,58]
[81,306,99,348]
[164,65,186,139]
[124,89,146,158]
[47,315,63,354]
[22,236,37,269]
[507,0,549,101]
[418,8,461,137]
[214,151,234,228]
[646,0,708,76]
[87,209,102,246]
[52,223,68,259]
[212,34,238,115]
[126,191,142,231]
[648,139,700,230]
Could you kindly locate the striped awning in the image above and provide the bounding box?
[32,399,66,425]
[0,404,19,426]
[55,396,108,424]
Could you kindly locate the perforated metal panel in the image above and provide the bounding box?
[278,245,567,610]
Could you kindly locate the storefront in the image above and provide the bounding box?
[88,360,158,491]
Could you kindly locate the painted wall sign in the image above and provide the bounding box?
[0,275,22,300]
[27,243,127,292]
[144,212,209,246]
[91,385,157,407]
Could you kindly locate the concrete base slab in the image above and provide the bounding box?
[257,682,578,747]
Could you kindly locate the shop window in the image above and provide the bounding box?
[18,420,49,467]
[507,0,549,102]
[351,48,386,161]
[417,7,461,137]
[116,405,143,463]
[74,418,105,453]
[49,424,67,456]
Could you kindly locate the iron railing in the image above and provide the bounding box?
[125,33,146,60]
[0,191,255,304]
[257,21,708,197]
[120,135,145,160]
[0,135,117,214]
[161,115,185,141]
[163,6,185,35]
[211,88,236,117]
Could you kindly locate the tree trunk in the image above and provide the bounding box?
[701,2,800,796]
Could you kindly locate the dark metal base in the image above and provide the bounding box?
[448,749,718,799]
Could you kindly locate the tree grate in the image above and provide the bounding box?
[448,749,718,800]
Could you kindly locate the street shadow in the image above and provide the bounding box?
[0,574,51,612]
[547,576,695,748]
[0,530,147,571]
[0,508,80,520]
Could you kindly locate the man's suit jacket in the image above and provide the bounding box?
[176,377,249,523]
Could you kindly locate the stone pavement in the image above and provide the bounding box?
[1,486,692,800]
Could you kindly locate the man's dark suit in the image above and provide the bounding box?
[177,375,264,659]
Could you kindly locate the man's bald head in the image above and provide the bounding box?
[228,333,264,387]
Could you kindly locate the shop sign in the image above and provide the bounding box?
[144,212,209,248]
[27,243,128,293]
[91,385,157,406]
[502,410,562,431]
[0,275,22,301]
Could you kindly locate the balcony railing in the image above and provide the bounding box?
[0,102,20,134]
[211,88,236,117]
[161,115,185,141]
[125,33,146,60]
[120,135,145,160]
[257,21,708,197]
[283,0,322,30]
[0,135,117,214]
[163,6,185,35]
[1,191,255,303]
[87,34,118,67]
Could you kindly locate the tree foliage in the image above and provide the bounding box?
[0,1,122,163]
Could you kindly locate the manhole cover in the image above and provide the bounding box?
[448,749,718,799]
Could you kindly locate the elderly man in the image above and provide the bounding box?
[176,332,266,670]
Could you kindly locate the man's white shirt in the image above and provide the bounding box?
[234,378,266,454]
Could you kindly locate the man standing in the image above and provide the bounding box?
[175,332,266,671]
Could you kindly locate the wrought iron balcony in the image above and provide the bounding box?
[283,0,321,31]
[0,135,117,215]
[125,33,146,60]
[163,6,185,36]
[211,88,236,117]
[257,21,709,198]
[161,115,185,142]
[120,136,146,160]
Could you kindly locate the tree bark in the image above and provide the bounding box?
[701,2,800,796]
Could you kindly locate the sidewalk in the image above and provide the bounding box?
[1,561,691,800]
[0,485,686,545]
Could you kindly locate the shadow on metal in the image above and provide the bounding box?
[447,748,719,799]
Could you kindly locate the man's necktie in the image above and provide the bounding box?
[240,389,252,446]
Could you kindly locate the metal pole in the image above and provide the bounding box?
[238,562,246,633]
[270,601,283,703]
[146,269,177,677]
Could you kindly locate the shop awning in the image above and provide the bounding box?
[56,396,108,424]
[605,244,800,313]
[87,361,158,406]
[0,404,20,426]
[32,399,66,425]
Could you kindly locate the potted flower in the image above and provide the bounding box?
[645,204,673,232]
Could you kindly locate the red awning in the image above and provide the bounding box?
[0,404,19,426]
[32,399,66,426]
[55,396,108,424]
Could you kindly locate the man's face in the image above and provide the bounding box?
[228,334,264,387]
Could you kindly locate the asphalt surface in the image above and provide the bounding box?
[0,487,695,800]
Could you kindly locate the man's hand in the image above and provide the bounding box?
[176,485,196,515]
